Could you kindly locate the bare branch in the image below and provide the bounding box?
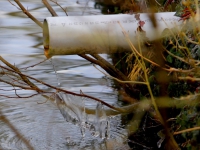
[0,64,124,112]
[0,88,20,91]
[49,0,68,16]
[178,76,200,81]
[7,0,20,10]
[174,126,200,135]
[0,92,50,99]
[13,0,43,28]
[42,0,58,16]
[0,78,35,91]
[0,56,43,93]
[20,58,48,70]
[93,64,147,85]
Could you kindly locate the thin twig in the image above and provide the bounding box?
[0,92,50,99]
[42,0,58,16]
[13,0,43,28]
[165,49,195,65]
[154,0,161,6]
[127,139,153,149]
[0,78,37,91]
[49,0,68,16]
[0,88,20,91]
[93,64,147,85]
[181,32,200,45]
[178,76,200,81]
[0,56,43,93]
[90,53,138,97]
[37,93,55,104]
[119,22,193,74]
[0,64,124,112]
[174,126,200,135]
[20,58,48,70]
[7,0,20,10]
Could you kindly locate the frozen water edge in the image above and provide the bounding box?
[55,92,111,139]
[55,92,130,149]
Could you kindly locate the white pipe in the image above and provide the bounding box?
[43,12,181,58]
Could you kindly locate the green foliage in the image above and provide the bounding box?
[166,54,173,63]
[168,81,189,97]
[162,18,200,149]
[175,106,200,149]
[174,3,185,17]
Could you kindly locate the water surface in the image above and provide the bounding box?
[0,0,129,149]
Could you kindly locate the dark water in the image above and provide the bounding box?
[0,0,129,149]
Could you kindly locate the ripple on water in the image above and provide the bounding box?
[0,95,129,150]
[0,0,129,149]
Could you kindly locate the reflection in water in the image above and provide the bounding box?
[0,0,129,149]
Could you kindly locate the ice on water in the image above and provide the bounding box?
[55,92,110,139]
[95,102,110,139]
